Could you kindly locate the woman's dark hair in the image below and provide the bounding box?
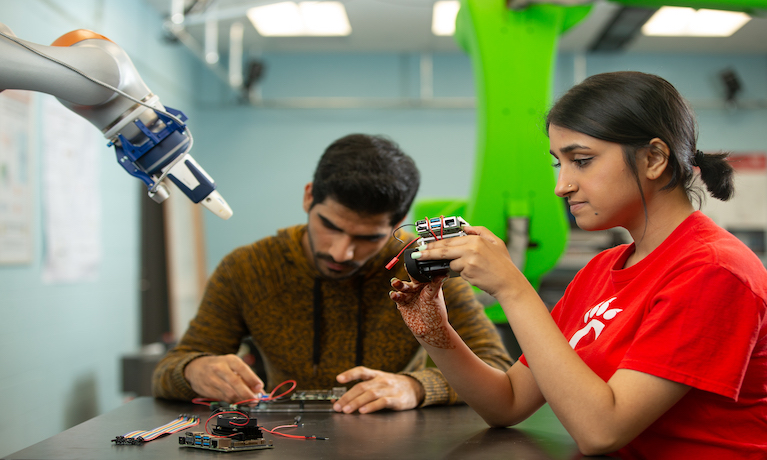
[311,133,420,225]
[546,71,734,206]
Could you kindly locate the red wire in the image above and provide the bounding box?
[426,216,439,240]
[204,411,318,440]
[440,215,444,239]
[267,379,297,400]
[191,380,321,441]
[386,238,419,270]
[194,379,299,408]
[394,238,418,259]
[259,424,307,439]
[386,215,453,271]
[204,411,251,437]
[386,216,451,271]
[270,424,297,431]
[237,379,297,404]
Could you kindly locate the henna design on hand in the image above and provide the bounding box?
[391,279,455,350]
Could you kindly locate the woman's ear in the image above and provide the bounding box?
[645,138,671,181]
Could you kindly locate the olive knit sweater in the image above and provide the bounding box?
[152,225,512,406]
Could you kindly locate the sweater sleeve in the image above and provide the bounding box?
[152,249,252,401]
[402,277,513,407]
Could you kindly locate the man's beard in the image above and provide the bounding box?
[314,252,361,278]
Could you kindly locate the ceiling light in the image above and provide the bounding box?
[247,1,351,37]
[247,2,302,36]
[688,9,751,36]
[642,6,751,37]
[432,1,460,36]
[301,2,352,36]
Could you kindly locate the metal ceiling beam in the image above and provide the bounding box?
[589,6,656,52]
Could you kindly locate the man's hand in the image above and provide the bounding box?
[333,367,425,414]
[184,354,264,403]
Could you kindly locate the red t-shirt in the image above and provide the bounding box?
[521,212,767,458]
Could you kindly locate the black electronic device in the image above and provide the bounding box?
[179,412,274,453]
[404,216,469,283]
[404,248,455,283]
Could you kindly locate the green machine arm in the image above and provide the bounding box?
[414,0,766,323]
[414,0,590,322]
[459,0,591,323]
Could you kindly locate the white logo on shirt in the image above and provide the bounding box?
[568,297,622,349]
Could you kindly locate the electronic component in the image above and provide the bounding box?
[291,388,348,402]
[112,414,199,445]
[179,412,274,452]
[213,387,348,413]
[414,216,468,240]
[405,216,469,282]
[179,432,274,453]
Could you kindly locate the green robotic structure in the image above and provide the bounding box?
[414,0,767,323]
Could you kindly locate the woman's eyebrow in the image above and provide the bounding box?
[558,143,591,154]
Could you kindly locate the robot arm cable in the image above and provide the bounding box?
[0,29,186,128]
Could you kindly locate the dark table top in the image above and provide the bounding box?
[4,397,610,460]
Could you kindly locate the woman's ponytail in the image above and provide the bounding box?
[695,150,735,201]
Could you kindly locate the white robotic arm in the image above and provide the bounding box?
[0,22,233,220]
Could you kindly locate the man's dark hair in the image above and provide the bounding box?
[311,134,420,225]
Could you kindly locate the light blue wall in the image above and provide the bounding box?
[194,50,767,273]
[195,105,478,272]
[194,52,478,271]
[0,1,202,457]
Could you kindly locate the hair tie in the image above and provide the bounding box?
[692,150,705,167]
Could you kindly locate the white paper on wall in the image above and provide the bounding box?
[41,95,102,283]
[0,90,35,264]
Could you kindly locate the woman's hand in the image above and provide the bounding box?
[389,277,455,349]
[414,226,525,301]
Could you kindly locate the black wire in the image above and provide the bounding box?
[392,223,416,243]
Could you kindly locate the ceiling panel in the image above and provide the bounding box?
[145,0,767,55]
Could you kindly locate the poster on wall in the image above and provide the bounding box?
[41,95,102,283]
[0,90,34,265]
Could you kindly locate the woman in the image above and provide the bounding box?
[390,71,767,459]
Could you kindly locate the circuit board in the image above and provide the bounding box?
[406,216,470,282]
[212,387,347,413]
[179,411,275,453]
[414,216,468,243]
[179,431,274,452]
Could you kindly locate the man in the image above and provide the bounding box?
[152,133,512,414]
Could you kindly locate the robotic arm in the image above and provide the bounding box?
[0,22,233,220]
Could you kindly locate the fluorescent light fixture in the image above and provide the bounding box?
[247,2,303,36]
[642,6,751,37]
[432,1,460,36]
[301,2,351,35]
[247,1,351,37]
